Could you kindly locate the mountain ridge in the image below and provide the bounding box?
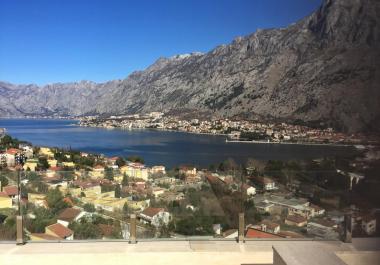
[1,0,379,133]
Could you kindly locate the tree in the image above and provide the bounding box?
[26,172,41,182]
[69,220,102,239]
[116,157,126,168]
[83,203,96,213]
[46,187,69,214]
[122,202,129,216]
[126,155,144,164]
[104,167,114,181]
[0,174,9,187]
[38,157,50,170]
[246,158,266,173]
[218,158,238,172]
[122,173,129,186]
[115,185,122,198]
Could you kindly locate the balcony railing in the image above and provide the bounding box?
[0,166,367,245]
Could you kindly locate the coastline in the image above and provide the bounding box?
[79,124,359,147]
[225,139,356,147]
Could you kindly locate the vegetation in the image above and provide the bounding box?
[83,203,96,212]
[0,174,9,187]
[69,219,102,239]
[46,188,69,214]
[126,155,144,164]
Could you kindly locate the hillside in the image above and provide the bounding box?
[1,0,379,133]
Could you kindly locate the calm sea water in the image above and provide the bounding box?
[0,119,357,168]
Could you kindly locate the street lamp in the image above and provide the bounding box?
[15,152,26,245]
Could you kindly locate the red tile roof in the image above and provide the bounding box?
[57,208,81,222]
[6,148,21,155]
[4,186,18,196]
[259,220,280,230]
[30,233,62,241]
[46,223,73,239]
[98,224,113,237]
[278,231,304,238]
[0,191,8,197]
[140,207,164,218]
[286,214,307,224]
[245,228,282,239]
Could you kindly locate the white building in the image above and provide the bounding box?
[139,207,171,227]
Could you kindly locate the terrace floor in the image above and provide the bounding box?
[0,238,379,265]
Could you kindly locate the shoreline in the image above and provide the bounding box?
[79,124,360,147]
[225,139,355,147]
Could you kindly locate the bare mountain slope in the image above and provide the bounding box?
[1,0,379,133]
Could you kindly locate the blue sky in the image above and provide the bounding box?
[0,0,321,85]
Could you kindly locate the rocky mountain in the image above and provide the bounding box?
[1,0,379,133]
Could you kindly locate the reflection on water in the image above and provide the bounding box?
[0,119,357,168]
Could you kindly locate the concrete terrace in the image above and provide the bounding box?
[1,238,379,265]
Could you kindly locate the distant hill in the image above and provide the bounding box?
[1,0,379,133]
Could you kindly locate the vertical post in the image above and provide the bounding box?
[129,214,137,244]
[343,214,352,243]
[238,212,245,243]
[16,215,24,245]
[16,169,24,245]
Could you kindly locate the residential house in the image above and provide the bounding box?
[222,229,238,239]
[19,144,33,159]
[57,208,85,227]
[5,148,21,167]
[256,220,280,234]
[0,195,12,208]
[39,147,55,158]
[285,214,307,227]
[28,193,48,208]
[255,201,275,214]
[151,165,166,175]
[47,159,58,168]
[139,207,171,227]
[245,227,282,239]
[277,231,305,238]
[0,152,7,167]
[120,163,149,180]
[3,185,18,200]
[242,184,256,196]
[23,159,38,171]
[45,223,74,240]
[151,187,165,198]
[250,176,276,191]
[307,219,339,239]
[29,233,62,241]
[128,199,150,211]
[62,161,75,168]
[310,204,326,216]
[179,165,197,176]
[90,165,105,179]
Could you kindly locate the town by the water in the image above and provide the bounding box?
[79,112,379,145]
[0,125,379,241]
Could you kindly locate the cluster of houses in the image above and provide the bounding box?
[79,114,369,144]
[0,142,378,240]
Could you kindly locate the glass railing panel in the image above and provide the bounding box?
[0,171,18,242]
[0,152,376,243]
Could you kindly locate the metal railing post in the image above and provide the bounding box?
[129,214,137,244]
[16,215,24,245]
[342,214,352,243]
[238,212,245,243]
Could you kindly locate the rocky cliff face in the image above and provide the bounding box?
[1,0,379,133]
